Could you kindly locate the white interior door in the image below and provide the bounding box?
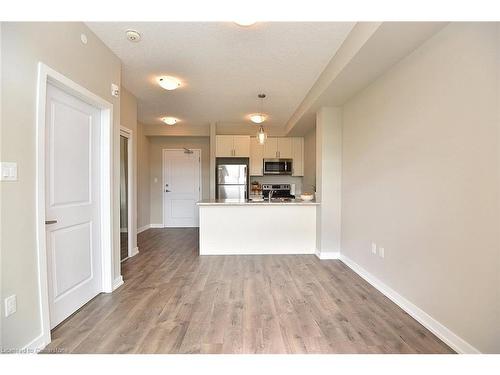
[163,149,201,227]
[45,83,102,329]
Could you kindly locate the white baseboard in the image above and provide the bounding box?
[112,275,124,291]
[339,254,481,354]
[22,332,49,353]
[137,224,150,234]
[315,250,340,260]
[130,246,139,257]
[150,223,164,228]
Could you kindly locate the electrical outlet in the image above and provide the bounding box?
[4,295,17,317]
[371,242,377,254]
[0,162,18,181]
[379,247,385,258]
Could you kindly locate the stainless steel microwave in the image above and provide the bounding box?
[263,159,293,175]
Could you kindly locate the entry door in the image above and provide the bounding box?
[163,149,201,227]
[45,83,102,329]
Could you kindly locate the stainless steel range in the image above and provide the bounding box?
[262,184,295,200]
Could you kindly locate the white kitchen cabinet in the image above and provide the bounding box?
[216,135,250,157]
[249,137,264,176]
[277,138,292,158]
[263,137,278,158]
[291,137,304,176]
[233,136,250,157]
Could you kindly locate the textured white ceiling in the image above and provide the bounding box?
[86,22,354,128]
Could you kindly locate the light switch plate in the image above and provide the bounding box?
[4,295,17,317]
[379,247,385,258]
[0,162,18,181]
[371,242,377,254]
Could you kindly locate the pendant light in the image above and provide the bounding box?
[257,125,266,144]
[253,93,267,144]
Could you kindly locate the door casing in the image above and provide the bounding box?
[35,63,114,350]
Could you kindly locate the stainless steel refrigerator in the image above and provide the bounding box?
[217,163,248,200]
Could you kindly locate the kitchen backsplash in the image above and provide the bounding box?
[250,176,313,195]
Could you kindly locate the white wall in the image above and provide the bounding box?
[303,126,316,193]
[148,136,210,225]
[316,107,342,257]
[137,123,151,230]
[120,87,138,250]
[0,22,121,349]
[341,23,500,353]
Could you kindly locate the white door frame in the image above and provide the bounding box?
[162,148,202,227]
[119,126,136,260]
[35,63,114,348]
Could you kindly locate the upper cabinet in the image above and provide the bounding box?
[263,137,292,159]
[216,135,250,157]
[277,138,292,159]
[263,137,278,158]
[249,137,264,176]
[291,137,304,176]
[249,136,304,176]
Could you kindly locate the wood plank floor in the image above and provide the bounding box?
[45,228,454,354]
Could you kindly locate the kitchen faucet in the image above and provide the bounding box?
[268,190,275,202]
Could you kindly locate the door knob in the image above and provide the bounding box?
[165,189,171,192]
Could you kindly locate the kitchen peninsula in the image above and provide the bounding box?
[197,199,319,255]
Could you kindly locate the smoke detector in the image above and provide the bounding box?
[125,29,141,42]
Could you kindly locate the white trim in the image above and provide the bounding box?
[119,126,135,260]
[315,250,340,260]
[130,246,139,257]
[162,148,202,228]
[137,224,151,233]
[35,62,115,351]
[150,224,164,229]
[22,332,49,354]
[339,254,481,354]
[112,276,124,291]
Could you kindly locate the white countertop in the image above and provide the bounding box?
[197,199,319,206]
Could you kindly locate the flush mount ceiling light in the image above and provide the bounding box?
[249,93,267,124]
[161,117,179,125]
[234,20,257,27]
[125,29,141,42]
[157,76,182,91]
[250,114,266,124]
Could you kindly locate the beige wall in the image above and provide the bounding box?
[137,123,151,230]
[119,87,138,249]
[0,22,121,349]
[303,126,316,193]
[149,137,210,225]
[341,23,500,353]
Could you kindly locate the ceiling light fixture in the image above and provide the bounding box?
[257,125,267,145]
[234,20,257,27]
[162,117,179,125]
[250,114,266,124]
[125,29,142,42]
[250,93,267,124]
[251,93,267,144]
[157,76,181,91]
